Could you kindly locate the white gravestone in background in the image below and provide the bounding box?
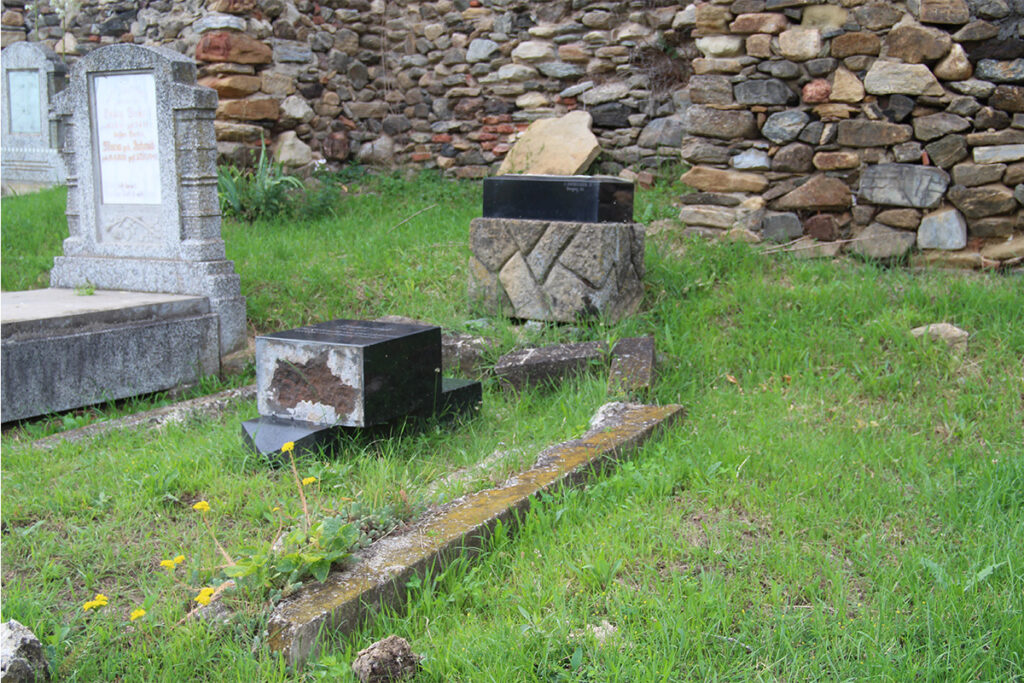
[0,42,67,193]
[49,44,246,355]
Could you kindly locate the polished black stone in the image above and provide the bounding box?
[241,416,338,458]
[259,319,442,428]
[242,378,482,457]
[482,175,634,223]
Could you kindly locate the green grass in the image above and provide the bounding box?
[2,171,1022,681]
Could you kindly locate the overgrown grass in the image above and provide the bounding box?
[2,170,1022,681]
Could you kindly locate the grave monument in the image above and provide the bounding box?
[242,319,481,456]
[1,41,67,194]
[469,175,645,324]
[1,44,246,423]
[48,43,246,355]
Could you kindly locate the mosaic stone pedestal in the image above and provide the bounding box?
[468,217,645,323]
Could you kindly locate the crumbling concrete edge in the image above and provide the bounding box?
[27,384,257,450]
[266,401,685,668]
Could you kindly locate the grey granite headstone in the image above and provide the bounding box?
[48,44,245,354]
[1,42,67,194]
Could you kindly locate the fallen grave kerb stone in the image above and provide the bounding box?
[266,401,684,667]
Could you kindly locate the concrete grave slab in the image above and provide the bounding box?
[267,401,684,668]
[1,289,219,423]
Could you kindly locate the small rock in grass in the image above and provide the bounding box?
[569,620,618,645]
[351,635,420,683]
[910,322,969,354]
[1,620,50,683]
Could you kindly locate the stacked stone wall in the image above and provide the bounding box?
[2,0,694,179]
[676,0,1023,266]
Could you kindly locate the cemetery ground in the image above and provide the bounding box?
[2,170,1023,681]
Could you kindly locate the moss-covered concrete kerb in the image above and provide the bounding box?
[266,401,684,668]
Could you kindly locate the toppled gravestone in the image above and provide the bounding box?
[243,319,481,456]
[1,620,50,683]
[494,337,657,392]
[607,336,656,394]
[495,340,608,390]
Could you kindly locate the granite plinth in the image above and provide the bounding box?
[483,175,634,223]
[1,289,220,422]
[243,378,482,456]
[469,217,645,323]
[256,319,442,428]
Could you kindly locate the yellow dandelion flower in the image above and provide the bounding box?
[302,476,317,486]
[282,441,295,454]
[94,593,109,605]
[82,593,109,611]
[130,609,146,621]
[195,587,215,606]
[159,559,176,570]
[192,501,210,513]
[173,555,185,565]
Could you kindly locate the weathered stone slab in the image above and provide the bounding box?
[735,78,796,105]
[876,208,922,229]
[267,401,684,668]
[924,135,968,169]
[498,111,600,175]
[255,319,441,428]
[1,290,219,422]
[973,145,1024,164]
[917,208,967,250]
[608,337,656,394]
[680,165,768,193]
[885,21,952,63]
[495,341,607,390]
[837,120,912,147]
[762,110,809,143]
[762,212,804,242]
[863,60,944,96]
[469,218,644,324]
[976,59,1024,84]
[980,234,1024,260]
[1,42,67,193]
[913,113,970,141]
[850,223,917,259]
[948,183,1018,218]
[858,163,950,208]
[684,105,758,140]
[772,174,853,210]
[911,0,970,24]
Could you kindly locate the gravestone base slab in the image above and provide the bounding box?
[50,255,247,355]
[1,289,220,423]
[469,218,645,324]
[242,378,482,457]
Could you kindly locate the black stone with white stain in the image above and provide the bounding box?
[482,175,634,223]
[245,319,481,457]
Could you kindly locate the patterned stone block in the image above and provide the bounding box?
[469,217,644,323]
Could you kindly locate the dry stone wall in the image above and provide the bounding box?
[675,0,1023,266]
[3,0,693,178]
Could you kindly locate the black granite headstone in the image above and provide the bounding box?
[256,319,442,429]
[482,175,634,223]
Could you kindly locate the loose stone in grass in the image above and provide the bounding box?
[911,322,969,354]
[0,620,50,683]
[351,635,420,683]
